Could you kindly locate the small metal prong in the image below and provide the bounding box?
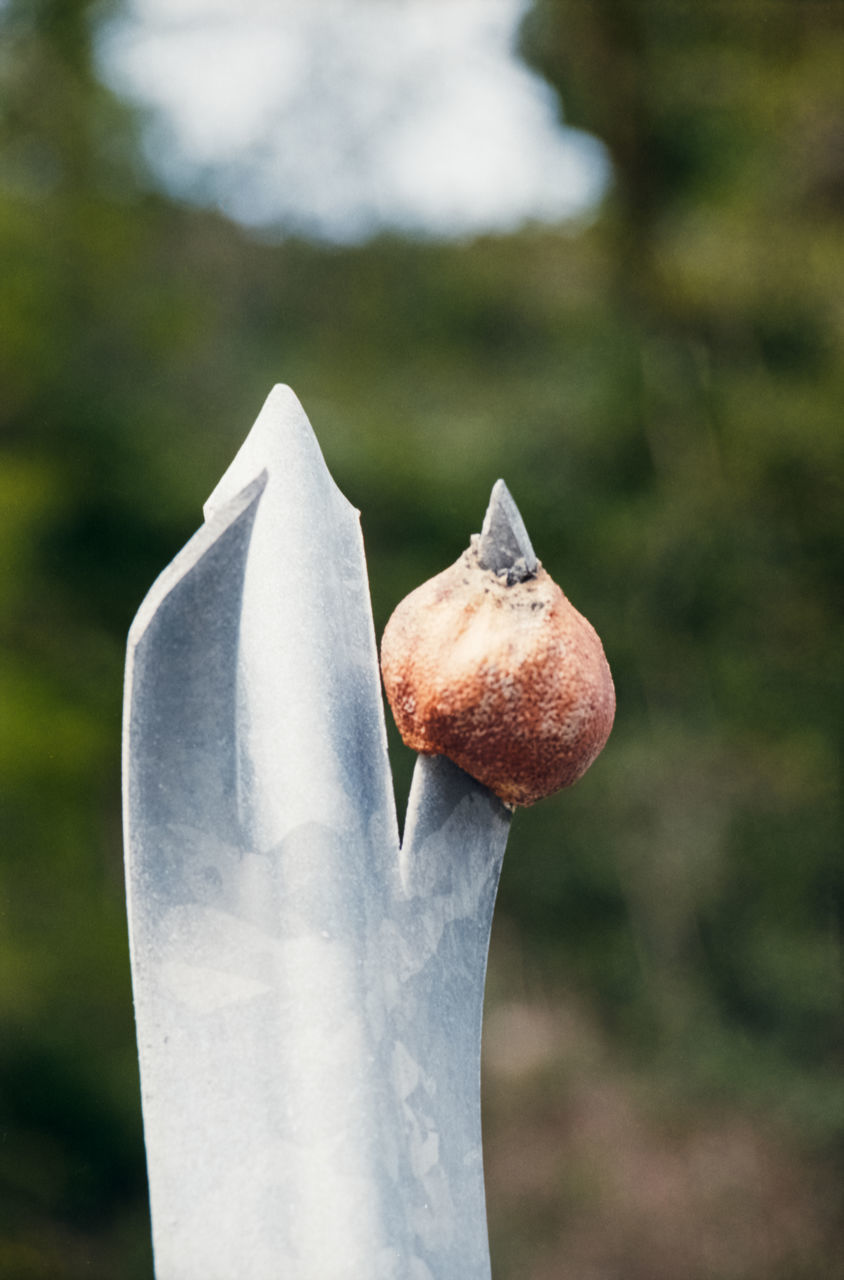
[477,479,538,584]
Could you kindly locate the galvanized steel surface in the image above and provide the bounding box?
[123,387,511,1280]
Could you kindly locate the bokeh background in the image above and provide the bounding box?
[1,0,842,1277]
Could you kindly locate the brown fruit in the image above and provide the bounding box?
[380,538,615,807]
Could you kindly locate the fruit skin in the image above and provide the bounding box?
[380,540,615,807]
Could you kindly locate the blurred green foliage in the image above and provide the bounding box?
[0,0,841,1276]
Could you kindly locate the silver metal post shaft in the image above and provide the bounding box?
[123,388,537,1280]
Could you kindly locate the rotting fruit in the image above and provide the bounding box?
[380,536,615,808]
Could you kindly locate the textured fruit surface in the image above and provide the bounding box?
[380,540,615,807]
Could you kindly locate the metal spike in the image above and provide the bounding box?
[477,478,538,583]
[123,386,512,1280]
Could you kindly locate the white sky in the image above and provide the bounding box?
[98,0,610,243]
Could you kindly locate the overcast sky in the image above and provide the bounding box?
[98,0,610,243]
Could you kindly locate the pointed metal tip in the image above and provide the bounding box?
[477,479,538,583]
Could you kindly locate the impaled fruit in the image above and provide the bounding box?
[380,484,615,808]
